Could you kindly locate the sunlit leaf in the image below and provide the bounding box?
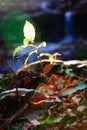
[23,20,35,42]
[39,53,54,60]
[38,42,46,48]
[49,55,54,60]
[13,45,26,59]
[78,63,87,68]
[53,52,61,56]
[23,38,30,45]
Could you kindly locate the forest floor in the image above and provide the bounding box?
[0,59,87,130]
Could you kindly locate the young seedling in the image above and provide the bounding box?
[13,20,60,67]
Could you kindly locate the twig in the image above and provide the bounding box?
[0,54,15,74]
[2,103,28,127]
[0,54,20,108]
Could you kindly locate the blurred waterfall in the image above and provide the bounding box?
[60,11,75,44]
[64,11,74,37]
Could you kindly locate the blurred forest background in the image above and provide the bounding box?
[0,0,87,72]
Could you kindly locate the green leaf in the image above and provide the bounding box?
[66,68,75,77]
[13,45,26,59]
[40,115,62,125]
[0,94,7,100]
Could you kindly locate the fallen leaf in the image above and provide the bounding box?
[66,108,76,117]
[77,106,86,113]
[23,77,31,87]
[31,119,40,126]
[71,96,81,106]
[43,64,53,74]
[22,122,34,130]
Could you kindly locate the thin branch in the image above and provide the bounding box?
[1,103,28,127]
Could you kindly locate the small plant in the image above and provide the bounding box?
[12,20,61,108]
[13,20,60,66]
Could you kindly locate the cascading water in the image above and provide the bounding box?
[65,12,73,37]
[60,11,75,44]
[44,11,75,54]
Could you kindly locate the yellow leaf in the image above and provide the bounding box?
[38,42,46,48]
[23,20,35,42]
[41,42,46,47]
[49,55,54,60]
[23,38,30,45]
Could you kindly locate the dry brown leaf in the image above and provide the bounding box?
[43,64,53,74]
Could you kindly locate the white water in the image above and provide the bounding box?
[60,11,75,44]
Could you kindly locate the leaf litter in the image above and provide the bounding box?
[0,60,87,130]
